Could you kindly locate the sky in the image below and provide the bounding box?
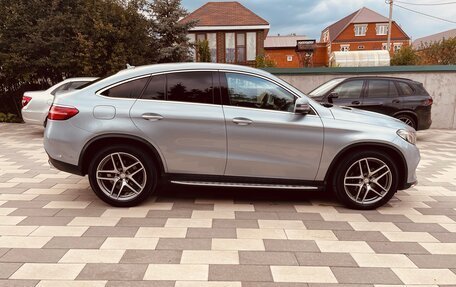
[181,0,456,41]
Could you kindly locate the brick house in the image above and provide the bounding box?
[320,7,410,62]
[264,35,328,68]
[179,1,270,65]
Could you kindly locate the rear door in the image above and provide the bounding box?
[329,79,365,108]
[362,79,402,116]
[130,71,227,175]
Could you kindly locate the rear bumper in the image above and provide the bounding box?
[416,108,432,131]
[48,157,83,176]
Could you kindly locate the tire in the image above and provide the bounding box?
[395,114,417,130]
[88,144,157,207]
[332,151,398,210]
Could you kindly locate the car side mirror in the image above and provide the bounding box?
[327,92,339,104]
[294,98,311,115]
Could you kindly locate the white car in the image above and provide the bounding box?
[21,77,97,126]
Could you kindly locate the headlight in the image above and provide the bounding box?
[397,129,416,145]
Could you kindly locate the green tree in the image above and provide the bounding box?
[197,40,211,62]
[390,46,420,66]
[420,37,456,65]
[255,54,276,68]
[146,0,196,63]
[0,0,153,119]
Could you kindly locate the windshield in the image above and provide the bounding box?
[308,78,345,98]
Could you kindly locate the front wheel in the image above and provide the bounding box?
[332,151,398,210]
[88,145,157,207]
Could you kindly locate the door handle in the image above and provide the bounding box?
[142,113,163,121]
[392,99,401,104]
[232,117,253,126]
[351,101,361,105]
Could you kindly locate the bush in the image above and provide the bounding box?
[197,40,211,62]
[390,46,420,66]
[0,113,21,123]
[420,37,456,65]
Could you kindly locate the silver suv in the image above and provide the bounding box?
[44,63,419,209]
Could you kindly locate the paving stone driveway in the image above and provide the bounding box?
[1,123,456,286]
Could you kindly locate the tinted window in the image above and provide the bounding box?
[397,81,414,96]
[167,72,213,104]
[67,81,90,90]
[51,83,69,95]
[367,80,398,98]
[332,80,364,99]
[142,75,165,100]
[101,77,149,99]
[226,73,295,112]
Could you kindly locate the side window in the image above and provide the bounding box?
[397,81,414,96]
[332,80,364,99]
[367,80,398,98]
[67,81,90,90]
[101,77,149,99]
[225,73,295,112]
[141,75,166,100]
[51,83,69,95]
[167,72,213,104]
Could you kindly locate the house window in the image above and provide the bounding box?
[236,33,246,63]
[246,32,257,61]
[323,31,329,42]
[382,43,388,50]
[376,24,388,35]
[225,33,235,63]
[194,33,217,63]
[207,33,217,63]
[358,45,364,49]
[226,32,256,64]
[187,34,196,61]
[287,55,293,62]
[393,43,402,53]
[340,44,350,52]
[354,24,367,36]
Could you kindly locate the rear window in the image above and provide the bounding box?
[101,77,149,99]
[67,81,90,90]
[396,81,414,96]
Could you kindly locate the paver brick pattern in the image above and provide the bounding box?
[1,123,456,286]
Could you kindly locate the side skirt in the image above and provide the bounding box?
[164,174,325,191]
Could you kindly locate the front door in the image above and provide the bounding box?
[329,79,365,108]
[221,72,324,181]
[130,71,227,175]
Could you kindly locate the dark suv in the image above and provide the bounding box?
[309,76,433,130]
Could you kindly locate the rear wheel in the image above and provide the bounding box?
[396,114,417,130]
[88,145,157,207]
[332,151,398,210]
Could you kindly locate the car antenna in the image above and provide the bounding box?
[126,63,135,69]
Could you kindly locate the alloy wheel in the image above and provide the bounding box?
[343,157,392,205]
[96,152,147,201]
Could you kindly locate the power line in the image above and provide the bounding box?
[395,0,456,6]
[393,3,456,24]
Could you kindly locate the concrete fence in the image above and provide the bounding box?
[265,66,456,129]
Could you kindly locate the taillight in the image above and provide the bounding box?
[22,96,32,108]
[48,105,79,120]
[422,98,433,106]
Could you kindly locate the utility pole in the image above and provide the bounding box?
[387,0,393,52]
